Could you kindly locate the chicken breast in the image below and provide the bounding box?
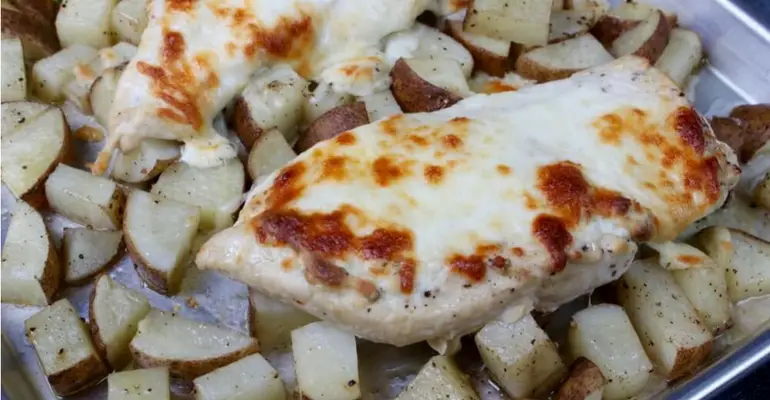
[94,0,431,172]
[196,57,739,346]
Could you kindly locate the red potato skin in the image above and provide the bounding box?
[729,104,770,162]
[390,58,463,113]
[630,11,671,64]
[232,95,265,152]
[295,102,369,152]
[591,16,642,47]
[444,20,521,77]
[554,357,605,400]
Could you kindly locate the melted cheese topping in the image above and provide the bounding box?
[197,57,739,345]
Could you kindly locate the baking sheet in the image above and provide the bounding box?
[3,0,770,399]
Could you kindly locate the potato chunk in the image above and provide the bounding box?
[31,44,98,102]
[1,38,27,102]
[464,0,552,46]
[63,228,123,284]
[107,367,170,400]
[45,164,126,230]
[292,321,360,400]
[56,0,118,48]
[193,353,286,400]
[726,230,770,301]
[395,355,480,400]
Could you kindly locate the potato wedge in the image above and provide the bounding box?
[1,105,70,208]
[246,129,297,182]
[63,228,123,284]
[444,20,517,77]
[107,367,170,400]
[1,3,60,62]
[469,72,536,93]
[386,23,474,77]
[233,65,307,150]
[395,355,480,400]
[292,321,360,400]
[111,139,181,183]
[296,102,369,152]
[590,2,653,46]
[755,172,770,210]
[359,90,403,122]
[654,28,702,87]
[249,288,317,352]
[610,10,671,63]
[303,81,353,125]
[25,299,109,396]
[726,230,770,301]
[729,104,770,163]
[569,304,652,400]
[1,38,26,102]
[390,57,468,113]
[463,0,552,46]
[46,164,126,230]
[617,259,713,380]
[548,2,610,44]
[32,44,98,102]
[710,117,745,155]
[475,314,566,398]
[90,274,151,369]
[193,353,286,400]
[56,0,118,48]
[515,34,614,82]
[64,42,137,112]
[130,310,260,379]
[111,0,150,45]
[554,357,605,400]
[151,159,244,231]
[124,190,200,294]
[89,64,125,127]
[0,201,60,306]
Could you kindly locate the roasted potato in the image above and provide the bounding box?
[1,104,71,208]
[123,190,200,294]
[90,275,151,369]
[193,353,286,400]
[729,104,770,163]
[151,159,245,232]
[359,90,403,122]
[111,0,150,45]
[246,129,297,182]
[590,1,654,46]
[64,42,137,112]
[475,315,566,398]
[390,58,468,113]
[292,321,361,400]
[610,10,671,63]
[469,72,536,94]
[63,228,123,284]
[56,0,118,48]
[726,230,770,301]
[249,288,317,352]
[303,81,354,125]
[710,116,745,155]
[296,102,369,152]
[444,20,518,77]
[395,355,480,400]
[515,34,614,82]
[569,304,653,400]
[233,65,307,149]
[1,1,60,62]
[553,357,605,400]
[32,44,98,102]
[386,23,474,77]
[89,64,125,127]
[617,259,713,380]
[111,139,181,183]
[46,164,126,230]
[0,201,60,306]
[130,310,260,380]
[548,1,610,44]
[107,367,170,400]
[463,0,552,46]
[654,28,703,87]
[25,299,109,396]
[1,37,26,102]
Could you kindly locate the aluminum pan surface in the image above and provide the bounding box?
[2,0,770,398]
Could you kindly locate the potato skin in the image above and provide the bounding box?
[591,17,642,47]
[295,102,369,152]
[554,357,605,400]
[40,230,62,304]
[48,353,109,396]
[232,95,265,151]
[444,20,519,77]
[514,56,580,83]
[631,11,671,63]
[1,6,60,62]
[710,116,745,155]
[390,58,463,113]
[667,340,713,381]
[129,341,260,380]
[729,104,770,162]
[124,230,178,295]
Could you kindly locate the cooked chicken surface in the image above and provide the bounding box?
[196,57,740,346]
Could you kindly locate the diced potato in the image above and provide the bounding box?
[111,139,180,183]
[123,190,200,294]
[246,129,297,182]
[292,321,360,400]
[89,65,124,127]
[755,172,770,210]
[1,38,27,102]
[111,0,150,45]
[107,367,170,400]
[464,0,552,46]
[390,57,468,113]
[151,159,245,231]
[295,102,369,153]
[385,23,474,77]
[45,164,126,230]
[233,65,307,149]
[193,353,286,400]
[395,355,480,400]
[1,105,70,208]
[32,44,98,102]
[726,230,770,301]
[359,90,403,122]
[129,310,260,379]
[444,19,516,77]
[89,275,151,369]
[303,81,353,124]
[249,288,317,351]
[64,42,137,112]
[475,314,566,398]
[56,0,118,48]
[25,299,108,396]
[553,357,605,400]
[62,228,123,284]
[569,304,653,400]
[1,201,60,306]
[654,28,703,87]
[617,259,713,380]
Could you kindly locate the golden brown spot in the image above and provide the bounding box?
[398,260,416,294]
[359,229,414,260]
[136,61,203,131]
[497,165,511,175]
[671,106,706,154]
[373,156,407,187]
[424,165,444,185]
[335,132,356,145]
[194,52,220,89]
[380,115,403,136]
[627,155,639,166]
[677,255,703,265]
[304,255,348,287]
[281,258,293,271]
[321,156,348,181]
[167,0,194,12]
[482,81,518,93]
[448,254,486,282]
[244,14,314,61]
[409,135,429,147]
[532,214,573,273]
[162,29,185,63]
[512,247,525,257]
[442,134,463,149]
[595,113,623,145]
[592,188,632,218]
[683,157,721,204]
[265,162,307,209]
[524,192,539,210]
[225,42,237,57]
